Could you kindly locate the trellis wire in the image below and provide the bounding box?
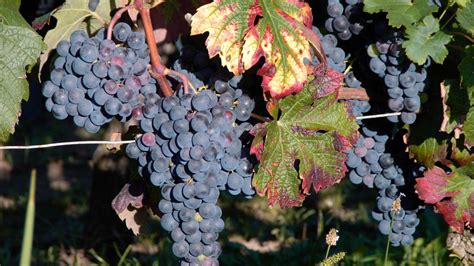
[0,112,401,150]
[0,140,135,150]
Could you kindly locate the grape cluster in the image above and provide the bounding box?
[324,0,365,41]
[174,42,225,86]
[159,182,223,266]
[42,22,156,133]
[312,27,346,73]
[345,126,422,246]
[172,60,206,90]
[367,36,428,125]
[125,81,256,264]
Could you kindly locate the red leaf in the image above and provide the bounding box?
[416,166,474,233]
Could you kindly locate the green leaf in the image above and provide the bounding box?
[416,165,474,233]
[463,106,474,148]
[0,0,21,14]
[457,1,474,36]
[191,0,319,99]
[409,137,449,168]
[442,79,470,133]
[252,88,358,207]
[450,139,474,166]
[0,0,31,29]
[39,0,114,73]
[0,5,45,143]
[363,0,437,28]
[455,0,469,7]
[459,45,474,103]
[402,15,452,65]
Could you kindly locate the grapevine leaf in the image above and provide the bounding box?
[312,66,344,99]
[191,0,316,99]
[0,0,30,29]
[457,1,474,37]
[402,16,452,65]
[0,6,45,143]
[117,207,151,236]
[39,0,115,73]
[249,123,266,161]
[464,107,474,148]
[455,0,469,8]
[32,12,52,31]
[416,165,474,233]
[440,80,470,134]
[459,45,474,103]
[409,137,449,168]
[252,86,358,208]
[450,139,474,166]
[363,0,437,28]
[111,182,145,214]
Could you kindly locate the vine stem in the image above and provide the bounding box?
[135,0,174,97]
[450,31,474,44]
[440,11,457,30]
[106,5,135,40]
[250,113,271,122]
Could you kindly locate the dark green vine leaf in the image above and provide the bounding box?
[402,16,452,65]
[455,0,469,8]
[363,0,437,28]
[441,80,470,134]
[0,0,30,28]
[251,85,358,208]
[464,107,474,148]
[457,1,474,37]
[416,165,474,233]
[458,46,474,147]
[450,139,474,166]
[409,137,449,168]
[39,0,115,73]
[0,3,45,143]
[459,45,474,103]
[191,0,323,99]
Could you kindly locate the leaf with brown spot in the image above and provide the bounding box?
[252,84,358,208]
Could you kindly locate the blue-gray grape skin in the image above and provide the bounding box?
[42,23,156,133]
[124,64,256,263]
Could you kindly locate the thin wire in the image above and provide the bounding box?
[0,112,402,150]
[356,112,401,120]
[0,140,135,150]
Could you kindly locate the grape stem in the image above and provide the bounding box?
[450,32,474,44]
[250,113,271,122]
[106,5,135,40]
[135,0,174,97]
[106,1,174,96]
